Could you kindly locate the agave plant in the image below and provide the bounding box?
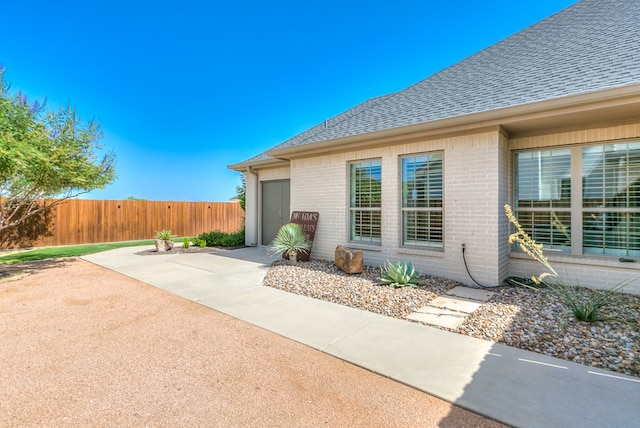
[379,260,422,288]
[267,223,311,262]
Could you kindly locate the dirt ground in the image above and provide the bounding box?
[0,258,506,427]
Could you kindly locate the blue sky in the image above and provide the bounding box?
[2,0,576,201]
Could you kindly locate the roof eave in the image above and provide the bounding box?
[227,157,289,172]
[268,83,640,159]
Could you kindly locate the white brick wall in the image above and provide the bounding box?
[508,122,640,294]
[244,170,258,246]
[290,152,349,256]
[245,122,640,294]
[498,131,511,282]
[510,123,640,150]
[258,167,290,182]
[509,256,640,295]
[290,129,507,287]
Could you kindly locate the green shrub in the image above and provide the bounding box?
[182,237,190,249]
[197,228,245,247]
[189,237,206,248]
[198,231,217,247]
[379,260,421,288]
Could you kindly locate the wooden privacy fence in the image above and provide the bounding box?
[32,199,244,247]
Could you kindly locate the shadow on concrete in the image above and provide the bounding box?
[209,246,278,266]
[439,341,640,428]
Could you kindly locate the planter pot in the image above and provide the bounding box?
[155,239,174,252]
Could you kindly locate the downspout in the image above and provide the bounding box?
[246,166,259,246]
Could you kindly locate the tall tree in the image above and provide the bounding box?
[0,65,116,239]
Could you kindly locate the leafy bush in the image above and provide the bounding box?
[504,204,628,322]
[379,260,421,288]
[182,237,190,249]
[197,228,245,247]
[189,237,205,248]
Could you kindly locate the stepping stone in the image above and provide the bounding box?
[446,286,495,302]
[406,307,467,329]
[429,296,483,314]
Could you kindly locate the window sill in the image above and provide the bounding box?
[509,251,640,271]
[398,246,445,258]
[348,243,383,252]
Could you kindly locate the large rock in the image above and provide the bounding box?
[335,245,364,274]
[155,239,174,252]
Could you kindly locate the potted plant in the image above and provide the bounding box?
[267,223,311,263]
[155,229,174,252]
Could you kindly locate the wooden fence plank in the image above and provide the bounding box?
[21,200,244,247]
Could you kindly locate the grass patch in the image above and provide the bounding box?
[0,240,156,264]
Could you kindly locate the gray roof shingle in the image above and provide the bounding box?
[241,0,640,162]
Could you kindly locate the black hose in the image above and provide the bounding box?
[461,244,493,288]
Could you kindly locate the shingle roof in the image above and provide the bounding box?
[239,152,275,164]
[239,0,640,163]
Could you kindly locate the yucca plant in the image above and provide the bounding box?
[155,230,173,240]
[504,204,628,322]
[267,223,311,263]
[154,229,174,252]
[379,260,421,288]
[547,279,630,322]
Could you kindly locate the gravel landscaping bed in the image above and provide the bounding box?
[263,259,640,378]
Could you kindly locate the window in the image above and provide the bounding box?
[350,160,381,243]
[401,153,443,248]
[514,141,640,257]
[515,149,572,251]
[582,143,640,256]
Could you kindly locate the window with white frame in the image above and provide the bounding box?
[582,143,640,256]
[350,160,382,243]
[401,153,443,248]
[515,149,572,251]
[514,141,640,257]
